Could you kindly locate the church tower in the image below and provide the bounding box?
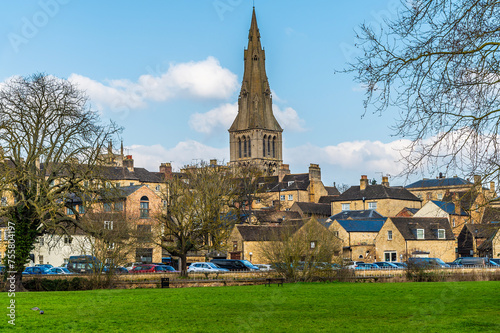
[229,8,283,175]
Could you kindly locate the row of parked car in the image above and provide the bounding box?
[348,257,500,269]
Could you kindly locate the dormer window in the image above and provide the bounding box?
[438,229,445,239]
[417,229,425,239]
[288,181,294,186]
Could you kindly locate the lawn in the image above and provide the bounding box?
[3,281,500,332]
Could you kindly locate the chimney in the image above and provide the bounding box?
[490,181,495,194]
[360,175,368,191]
[210,159,217,166]
[123,155,134,172]
[382,176,389,187]
[309,164,321,181]
[160,162,173,179]
[474,175,482,193]
[453,192,460,214]
[107,141,113,155]
[278,164,290,182]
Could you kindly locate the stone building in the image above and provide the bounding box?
[413,200,469,236]
[228,8,283,175]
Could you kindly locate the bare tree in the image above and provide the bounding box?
[346,1,500,184]
[0,73,120,290]
[155,162,238,276]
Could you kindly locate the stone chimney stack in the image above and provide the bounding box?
[278,164,290,182]
[474,175,482,193]
[382,176,389,187]
[453,192,461,214]
[309,164,321,181]
[160,162,173,179]
[123,155,134,172]
[360,175,368,191]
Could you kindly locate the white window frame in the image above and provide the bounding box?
[280,195,285,201]
[1,197,7,206]
[438,229,445,239]
[104,221,113,230]
[341,203,350,211]
[384,251,397,262]
[310,241,316,249]
[288,181,294,186]
[417,229,425,240]
[288,194,293,201]
[368,202,377,210]
[387,230,393,240]
[437,193,443,200]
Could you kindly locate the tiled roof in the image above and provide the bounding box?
[324,186,340,196]
[390,217,455,240]
[251,209,302,224]
[331,185,420,202]
[430,200,467,216]
[336,219,386,232]
[329,209,385,220]
[405,177,471,189]
[268,174,310,192]
[236,224,302,241]
[293,202,331,216]
[318,196,338,204]
[481,207,500,223]
[442,191,478,211]
[464,223,500,239]
[100,166,163,183]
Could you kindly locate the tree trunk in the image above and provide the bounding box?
[180,253,188,277]
[4,271,26,292]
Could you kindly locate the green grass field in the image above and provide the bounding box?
[3,281,500,332]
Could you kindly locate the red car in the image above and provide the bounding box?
[130,264,176,273]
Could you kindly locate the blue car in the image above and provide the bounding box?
[23,266,51,275]
[374,262,399,269]
[355,263,379,270]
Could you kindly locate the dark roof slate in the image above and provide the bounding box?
[331,185,420,202]
[430,200,467,216]
[252,209,302,224]
[481,207,500,224]
[405,177,471,189]
[318,196,338,204]
[236,224,302,241]
[464,223,500,239]
[330,209,385,220]
[293,202,331,216]
[390,217,455,240]
[336,219,386,232]
[324,186,340,196]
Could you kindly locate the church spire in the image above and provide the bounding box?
[229,7,283,174]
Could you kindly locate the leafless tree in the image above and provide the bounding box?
[346,0,500,185]
[0,73,120,290]
[155,162,238,276]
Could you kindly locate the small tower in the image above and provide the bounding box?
[229,7,283,175]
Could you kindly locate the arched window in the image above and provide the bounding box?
[263,135,267,157]
[140,196,149,219]
[272,137,276,158]
[267,137,271,156]
[248,137,251,157]
[238,138,242,158]
[243,137,247,157]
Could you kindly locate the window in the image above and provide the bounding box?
[104,221,113,230]
[64,236,72,244]
[288,194,293,201]
[135,248,153,264]
[233,241,238,250]
[387,230,393,240]
[39,236,44,246]
[280,195,285,201]
[368,202,377,210]
[130,182,134,186]
[384,251,397,262]
[341,203,350,211]
[310,241,316,249]
[333,231,339,237]
[452,218,456,228]
[116,182,121,187]
[140,196,150,218]
[155,185,161,191]
[114,202,124,211]
[437,193,443,200]
[426,192,432,200]
[38,255,44,265]
[417,229,425,239]
[1,197,7,206]
[162,200,168,208]
[66,206,74,215]
[107,242,115,250]
[288,181,294,186]
[438,229,445,239]
[78,205,85,214]
[103,203,112,212]
[255,198,261,204]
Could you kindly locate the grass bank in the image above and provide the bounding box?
[5,281,500,332]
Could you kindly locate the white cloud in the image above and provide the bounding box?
[127,141,229,172]
[189,102,237,134]
[273,105,306,132]
[68,56,238,111]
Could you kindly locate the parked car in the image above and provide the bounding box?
[355,263,379,270]
[374,262,399,269]
[187,262,229,273]
[254,264,273,271]
[103,266,129,274]
[23,266,51,275]
[391,262,407,269]
[67,256,102,273]
[125,262,142,271]
[449,257,498,267]
[49,267,74,275]
[130,264,176,273]
[407,257,450,268]
[489,259,500,265]
[35,264,53,269]
[210,259,259,271]
[345,261,364,269]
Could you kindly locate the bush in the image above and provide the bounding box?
[24,277,92,291]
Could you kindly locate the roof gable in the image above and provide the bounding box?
[336,219,386,232]
[332,185,420,202]
[389,217,455,240]
[405,177,471,189]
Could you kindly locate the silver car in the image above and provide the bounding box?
[187,262,229,273]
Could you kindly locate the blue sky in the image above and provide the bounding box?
[1,0,416,187]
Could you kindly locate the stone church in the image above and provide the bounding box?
[229,8,283,176]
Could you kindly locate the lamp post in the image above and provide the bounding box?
[249,252,253,262]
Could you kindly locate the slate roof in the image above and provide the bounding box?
[336,219,386,232]
[236,224,303,241]
[405,177,471,189]
[292,202,331,216]
[481,207,500,223]
[267,173,311,192]
[330,185,420,202]
[329,209,385,220]
[324,186,340,196]
[99,166,164,183]
[442,191,478,211]
[318,196,338,204]
[390,217,455,240]
[430,200,467,216]
[464,223,500,239]
[251,209,302,224]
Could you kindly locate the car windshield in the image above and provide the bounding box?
[207,263,219,268]
[241,260,255,268]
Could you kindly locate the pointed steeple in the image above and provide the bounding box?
[229,7,283,174]
[229,8,282,132]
